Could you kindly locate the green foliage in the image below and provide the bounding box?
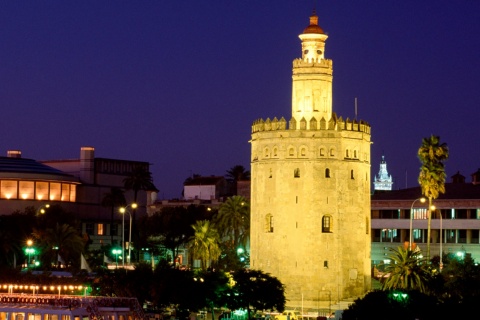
[227,269,286,315]
[381,246,431,293]
[188,220,221,270]
[214,196,250,249]
[341,290,440,320]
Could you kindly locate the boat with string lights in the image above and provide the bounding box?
[0,292,147,320]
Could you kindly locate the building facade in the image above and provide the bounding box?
[0,147,156,251]
[250,11,372,309]
[371,171,480,266]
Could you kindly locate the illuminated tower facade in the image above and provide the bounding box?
[250,12,372,308]
[374,155,393,191]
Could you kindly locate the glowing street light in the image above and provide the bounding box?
[36,204,50,215]
[112,248,122,268]
[409,198,426,251]
[25,239,35,268]
[119,203,137,267]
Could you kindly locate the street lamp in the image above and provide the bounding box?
[36,204,50,215]
[409,198,426,250]
[119,203,137,267]
[435,206,443,270]
[26,239,34,268]
[112,248,122,268]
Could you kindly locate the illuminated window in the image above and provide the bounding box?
[50,183,61,201]
[97,224,104,235]
[19,181,34,200]
[70,184,76,202]
[1,180,18,199]
[61,184,70,201]
[36,181,49,200]
[322,215,332,233]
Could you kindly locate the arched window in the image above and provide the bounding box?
[301,148,306,156]
[289,148,295,157]
[325,168,330,178]
[320,148,325,156]
[265,214,274,233]
[294,168,300,178]
[322,215,332,233]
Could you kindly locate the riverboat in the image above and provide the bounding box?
[0,293,146,320]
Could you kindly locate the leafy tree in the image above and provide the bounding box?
[33,223,86,270]
[227,269,286,317]
[101,187,126,244]
[341,290,440,320]
[381,246,431,293]
[214,196,250,249]
[0,211,35,267]
[417,135,448,260]
[188,220,221,270]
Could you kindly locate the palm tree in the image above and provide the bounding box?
[123,165,156,260]
[213,196,250,249]
[33,223,86,269]
[417,135,448,260]
[188,220,221,270]
[101,187,126,244]
[225,165,250,182]
[381,246,431,293]
[225,165,250,195]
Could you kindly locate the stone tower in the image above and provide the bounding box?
[250,11,372,309]
[374,155,393,191]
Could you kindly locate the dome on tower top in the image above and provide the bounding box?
[303,11,324,34]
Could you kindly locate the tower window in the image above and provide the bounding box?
[322,215,332,233]
[301,148,306,156]
[330,148,335,156]
[289,148,295,157]
[264,148,269,158]
[266,214,274,233]
[325,168,330,178]
[346,150,349,158]
[294,168,300,178]
[351,170,354,179]
[354,150,357,158]
[273,148,278,157]
[320,148,325,156]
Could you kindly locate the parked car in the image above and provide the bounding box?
[274,311,301,320]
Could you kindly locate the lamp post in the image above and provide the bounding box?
[120,203,137,267]
[26,239,34,268]
[409,198,426,250]
[112,248,122,268]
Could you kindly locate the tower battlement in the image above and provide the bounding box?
[293,57,332,67]
[252,113,370,134]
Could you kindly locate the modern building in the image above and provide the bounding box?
[250,11,372,309]
[371,171,480,266]
[0,147,157,251]
[373,155,393,191]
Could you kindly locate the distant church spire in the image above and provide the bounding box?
[374,154,393,191]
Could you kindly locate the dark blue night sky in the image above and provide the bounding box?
[1,1,479,199]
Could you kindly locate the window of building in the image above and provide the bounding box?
[325,168,330,178]
[294,168,300,178]
[269,168,273,178]
[350,170,354,179]
[330,148,335,156]
[322,215,332,233]
[36,181,49,200]
[19,181,34,200]
[97,224,105,235]
[273,148,278,157]
[86,223,94,235]
[346,150,349,158]
[265,214,274,233]
[301,148,306,156]
[289,148,295,156]
[472,230,479,243]
[1,180,18,199]
[264,148,269,158]
[354,150,357,158]
[320,148,325,156]
[458,229,467,243]
[111,223,118,236]
[49,183,61,201]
